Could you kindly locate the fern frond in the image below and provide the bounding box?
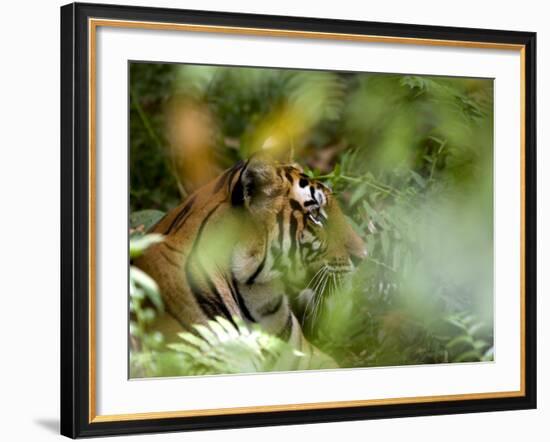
[167,316,302,375]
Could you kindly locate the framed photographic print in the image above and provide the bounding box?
[60,2,536,438]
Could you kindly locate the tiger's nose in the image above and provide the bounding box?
[349,244,367,264]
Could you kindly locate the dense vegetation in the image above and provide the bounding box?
[129,62,494,377]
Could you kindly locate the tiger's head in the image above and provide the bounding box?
[229,156,367,295]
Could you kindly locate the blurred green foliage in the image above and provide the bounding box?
[129,235,167,377]
[167,316,305,376]
[129,62,494,376]
[130,64,180,211]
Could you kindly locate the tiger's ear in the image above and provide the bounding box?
[231,156,283,215]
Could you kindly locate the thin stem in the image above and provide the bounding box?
[366,256,396,272]
[317,173,403,198]
[350,177,396,196]
[130,89,164,151]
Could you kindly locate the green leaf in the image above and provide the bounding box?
[410,170,426,188]
[130,233,164,259]
[167,343,204,359]
[130,266,164,312]
[446,335,473,350]
[178,332,211,352]
[130,210,166,232]
[216,316,240,338]
[333,162,341,177]
[165,317,305,375]
[473,339,488,350]
[208,319,231,342]
[482,347,494,361]
[444,317,469,333]
[349,182,369,207]
[192,324,219,346]
[468,323,484,337]
[454,350,482,362]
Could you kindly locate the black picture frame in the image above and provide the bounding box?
[61,2,537,438]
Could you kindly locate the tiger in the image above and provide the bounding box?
[134,155,367,370]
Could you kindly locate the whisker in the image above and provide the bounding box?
[313,273,330,321]
[305,269,327,318]
[330,272,338,298]
[311,268,327,294]
[306,274,324,320]
[336,273,342,291]
[306,266,326,290]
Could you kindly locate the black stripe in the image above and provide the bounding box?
[227,279,241,308]
[231,276,257,323]
[226,161,244,190]
[276,209,285,249]
[212,168,232,194]
[148,212,168,232]
[216,160,245,196]
[289,199,302,211]
[288,214,298,261]
[246,232,268,285]
[186,270,228,321]
[304,200,317,207]
[230,160,249,206]
[310,186,318,203]
[164,195,196,234]
[278,314,293,341]
[203,273,237,326]
[284,170,294,183]
[173,196,199,232]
